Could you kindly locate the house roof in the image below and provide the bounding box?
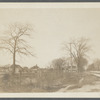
[10,64,23,70]
[30,65,39,69]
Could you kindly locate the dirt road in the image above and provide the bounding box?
[57,71,100,92]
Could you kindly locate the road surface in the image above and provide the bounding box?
[57,71,100,92]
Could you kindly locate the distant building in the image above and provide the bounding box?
[30,64,39,73]
[0,67,9,74]
[22,67,29,73]
[63,65,77,72]
[9,64,23,74]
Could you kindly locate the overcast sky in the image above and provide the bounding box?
[0,8,100,67]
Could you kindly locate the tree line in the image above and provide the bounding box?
[0,23,96,73]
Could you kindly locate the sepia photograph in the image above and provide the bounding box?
[0,3,100,97]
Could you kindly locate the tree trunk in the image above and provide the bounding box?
[19,71,22,88]
[13,50,16,75]
[11,50,16,86]
[13,39,17,75]
[77,62,80,73]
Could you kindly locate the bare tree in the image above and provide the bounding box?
[63,38,90,72]
[51,58,65,70]
[0,23,34,75]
